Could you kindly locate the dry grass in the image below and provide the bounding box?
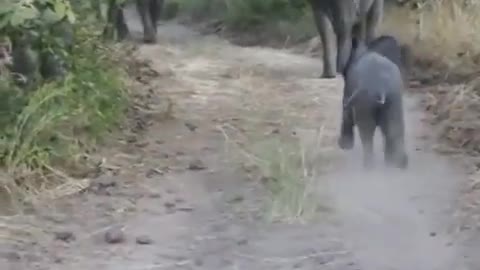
[220,121,339,224]
[423,79,480,158]
[381,1,480,74]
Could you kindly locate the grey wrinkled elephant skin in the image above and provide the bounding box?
[338,40,408,170]
[366,35,412,83]
[308,0,384,78]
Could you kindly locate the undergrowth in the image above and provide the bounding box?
[223,133,325,223]
[252,135,330,223]
[0,4,128,207]
[171,0,316,45]
[220,119,336,223]
[381,1,480,76]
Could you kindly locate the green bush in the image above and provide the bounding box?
[223,0,308,29]
[170,0,315,45]
[172,0,309,29]
[0,0,128,202]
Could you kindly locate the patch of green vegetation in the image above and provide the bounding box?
[256,138,321,222]
[169,0,315,43]
[0,1,129,204]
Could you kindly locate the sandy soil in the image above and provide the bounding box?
[0,8,477,270]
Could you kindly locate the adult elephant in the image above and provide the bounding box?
[104,0,164,43]
[308,0,384,78]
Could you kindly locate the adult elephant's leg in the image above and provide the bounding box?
[312,10,337,78]
[353,15,366,45]
[352,23,362,42]
[366,0,384,43]
[103,0,129,41]
[149,0,164,32]
[136,0,157,43]
[103,0,117,39]
[308,0,336,78]
[92,0,102,21]
[336,24,352,75]
[116,4,129,40]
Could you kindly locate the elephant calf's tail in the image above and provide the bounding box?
[343,88,386,110]
[377,91,386,105]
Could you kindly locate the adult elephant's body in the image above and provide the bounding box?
[308,0,384,78]
[106,0,164,43]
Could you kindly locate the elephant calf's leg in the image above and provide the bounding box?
[381,102,408,169]
[382,132,395,167]
[338,105,355,150]
[383,132,407,169]
[356,112,376,169]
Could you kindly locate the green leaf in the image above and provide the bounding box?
[0,2,15,16]
[0,13,11,29]
[65,6,75,23]
[10,5,39,27]
[54,0,67,18]
[41,7,63,24]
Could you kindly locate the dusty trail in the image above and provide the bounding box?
[325,96,466,269]
[0,9,474,270]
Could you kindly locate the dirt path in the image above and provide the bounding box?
[0,11,475,270]
[325,96,467,269]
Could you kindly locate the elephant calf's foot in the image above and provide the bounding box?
[385,153,408,170]
[338,134,354,150]
[363,159,374,170]
[394,154,408,169]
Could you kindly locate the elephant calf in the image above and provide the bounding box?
[338,38,408,169]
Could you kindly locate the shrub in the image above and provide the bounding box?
[222,0,308,30]
[0,0,128,205]
[381,1,480,74]
[172,0,308,28]
[170,0,314,45]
